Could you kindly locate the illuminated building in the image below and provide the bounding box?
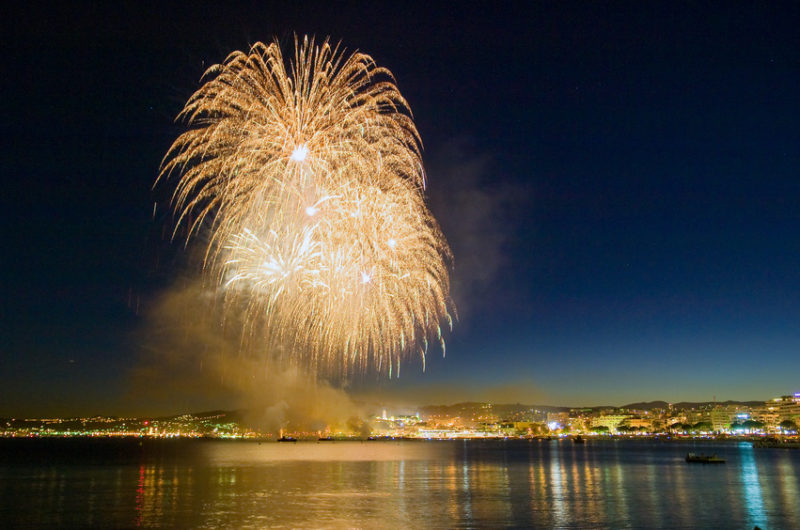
[546,412,569,430]
[591,415,629,433]
[622,418,653,431]
[768,394,800,422]
[710,409,739,432]
[752,404,780,427]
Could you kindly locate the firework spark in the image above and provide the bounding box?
[159,36,453,377]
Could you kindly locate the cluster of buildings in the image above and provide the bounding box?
[1,411,248,439]
[3,393,798,440]
[373,393,800,439]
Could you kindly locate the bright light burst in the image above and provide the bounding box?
[159,36,453,377]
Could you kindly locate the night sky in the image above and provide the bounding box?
[2,2,799,416]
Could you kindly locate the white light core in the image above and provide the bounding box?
[290,144,308,162]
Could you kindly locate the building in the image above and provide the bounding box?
[546,412,569,430]
[591,415,629,433]
[710,409,737,432]
[512,421,541,435]
[622,417,653,431]
[752,404,781,427]
[568,417,588,433]
[769,394,800,423]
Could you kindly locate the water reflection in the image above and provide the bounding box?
[778,452,799,521]
[550,443,567,527]
[460,443,472,522]
[1,439,799,527]
[643,449,662,527]
[740,443,766,529]
[611,444,629,526]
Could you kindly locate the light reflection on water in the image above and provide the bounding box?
[740,443,766,529]
[550,443,567,527]
[1,438,799,528]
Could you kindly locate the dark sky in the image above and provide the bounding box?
[2,2,799,416]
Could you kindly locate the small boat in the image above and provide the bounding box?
[318,436,334,441]
[278,436,297,442]
[573,435,585,444]
[686,452,725,463]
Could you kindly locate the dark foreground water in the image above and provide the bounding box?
[1,438,798,528]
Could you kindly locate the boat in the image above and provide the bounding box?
[573,435,585,444]
[685,452,725,463]
[278,436,297,442]
[318,436,334,441]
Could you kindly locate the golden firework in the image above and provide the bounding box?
[159,36,453,377]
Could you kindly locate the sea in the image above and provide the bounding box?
[1,438,798,528]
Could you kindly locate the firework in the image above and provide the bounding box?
[159,36,453,377]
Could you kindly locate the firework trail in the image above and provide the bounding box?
[159,36,453,377]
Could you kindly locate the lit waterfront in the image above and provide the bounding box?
[2,438,798,527]
[4,393,798,440]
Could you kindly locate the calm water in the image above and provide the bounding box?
[1,438,798,528]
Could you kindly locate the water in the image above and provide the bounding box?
[1,438,798,528]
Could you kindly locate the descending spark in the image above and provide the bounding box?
[159,36,453,377]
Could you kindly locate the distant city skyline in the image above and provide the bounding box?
[5,392,799,443]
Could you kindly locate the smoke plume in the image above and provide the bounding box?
[130,278,368,434]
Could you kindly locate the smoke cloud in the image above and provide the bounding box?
[130,278,368,434]
[426,137,521,320]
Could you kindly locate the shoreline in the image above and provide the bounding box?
[1,433,797,447]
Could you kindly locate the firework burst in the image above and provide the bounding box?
[159,36,453,377]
